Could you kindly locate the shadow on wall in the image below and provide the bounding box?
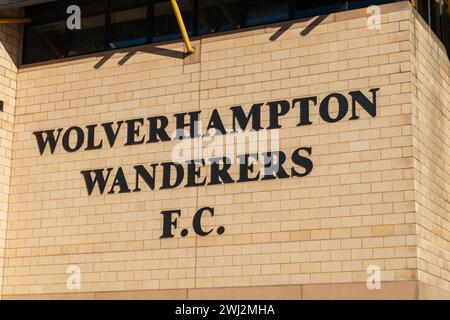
[270,13,329,41]
[94,45,188,69]
[93,13,329,69]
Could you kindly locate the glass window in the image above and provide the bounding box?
[415,0,429,22]
[198,0,242,35]
[246,0,289,26]
[23,0,69,64]
[67,0,106,57]
[444,0,450,53]
[22,0,450,64]
[109,0,149,49]
[295,1,346,18]
[347,0,392,10]
[153,0,193,43]
[23,21,66,64]
[430,0,441,38]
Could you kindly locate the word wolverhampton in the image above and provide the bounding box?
[32,89,379,196]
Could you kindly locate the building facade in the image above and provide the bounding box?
[0,0,449,299]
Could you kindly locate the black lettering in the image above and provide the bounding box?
[108,167,131,194]
[80,168,113,196]
[147,116,171,143]
[193,207,214,236]
[33,128,63,155]
[292,96,316,126]
[319,93,348,123]
[267,100,290,129]
[133,164,158,192]
[185,160,207,187]
[291,147,313,177]
[174,111,201,140]
[125,118,145,146]
[205,109,227,136]
[160,162,185,189]
[349,88,379,120]
[237,153,260,182]
[101,121,124,148]
[230,104,263,132]
[261,151,290,180]
[160,209,181,239]
[62,126,84,153]
[85,124,103,151]
[208,157,235,185]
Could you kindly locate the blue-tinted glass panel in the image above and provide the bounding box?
[153,0,193,43]
[347,0,392,10]
[23,21,66,64]
[247,0,289,26]
[444,0,450,53]
[68,15,105,56]
[109,0,148,49]
[21,0,450,64]
[295,1,346,18]
[67,0,106,57]
[198,0,241,35]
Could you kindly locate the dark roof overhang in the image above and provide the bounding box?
[0,0,55,9]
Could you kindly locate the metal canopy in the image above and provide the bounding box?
[0,0,55,10]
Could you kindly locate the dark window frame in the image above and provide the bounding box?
[22,0,449,64]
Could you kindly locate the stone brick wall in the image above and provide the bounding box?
[409,10,450,298]
[0,8,22,298]
[0,2,447,299]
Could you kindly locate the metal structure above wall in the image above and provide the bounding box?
[4,1,448,64]
[0,0,54,9]
[0,17,30,23]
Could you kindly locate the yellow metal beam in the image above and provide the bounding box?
[0,18,32,24]
[170,0,195,54]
